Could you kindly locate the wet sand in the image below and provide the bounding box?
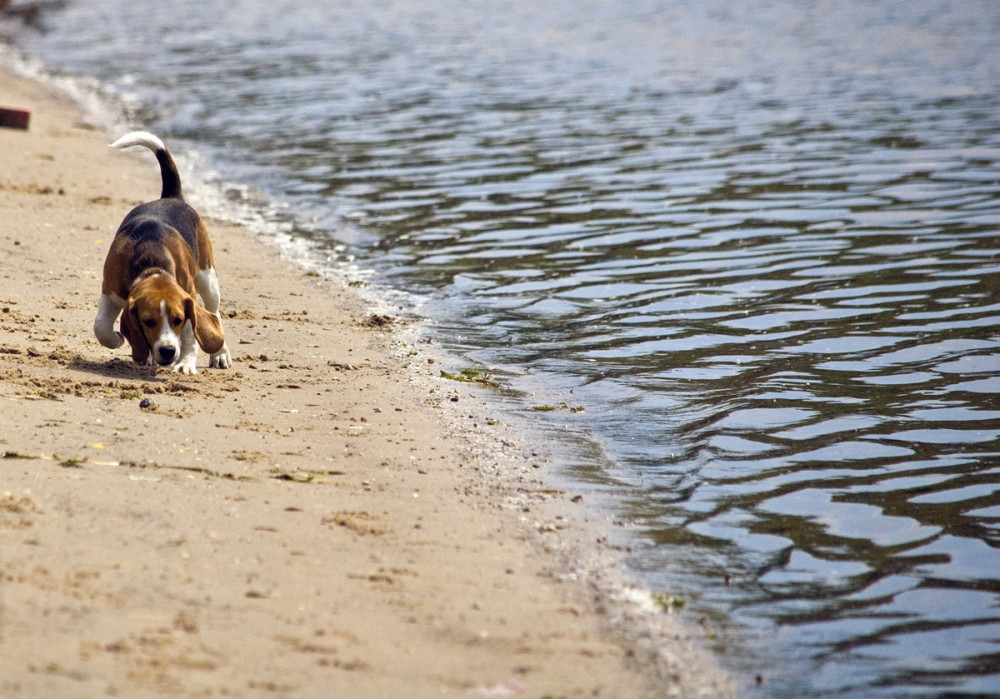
[0,67,733,698]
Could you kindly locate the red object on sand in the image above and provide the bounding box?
[0,106,31,130]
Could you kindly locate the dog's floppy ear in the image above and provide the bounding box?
[121,297,150,364]
[185,297,225,355]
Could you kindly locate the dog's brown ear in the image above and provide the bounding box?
[186,297,225,355]
[121,299,150,364]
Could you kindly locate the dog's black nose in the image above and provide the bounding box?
[158,346,176,363]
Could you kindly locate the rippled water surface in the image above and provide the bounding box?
[10,0,1000,693]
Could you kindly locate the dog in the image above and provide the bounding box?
[93,131,231,374]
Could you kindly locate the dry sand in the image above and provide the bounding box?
[0,66,734,698]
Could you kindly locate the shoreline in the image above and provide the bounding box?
[0,63,733,697]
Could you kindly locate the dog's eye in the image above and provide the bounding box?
[172,317,183,327]
[142,319,157,329]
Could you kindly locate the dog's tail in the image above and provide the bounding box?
[110,131,183,200]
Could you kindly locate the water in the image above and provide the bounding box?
[6,1,1000,694]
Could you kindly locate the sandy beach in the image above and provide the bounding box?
[0,66,732,697]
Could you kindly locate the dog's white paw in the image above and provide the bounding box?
[172,361,197,375]
[95,328,125,349]
[210,344,231,369]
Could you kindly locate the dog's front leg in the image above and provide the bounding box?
[94,294,125,349]
[173,320,199,374]
[195,267,231,369]
[210,331,231,369]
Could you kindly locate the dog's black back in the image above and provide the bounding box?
[119,199,201,280]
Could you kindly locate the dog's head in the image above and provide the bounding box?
[121,273,224,366]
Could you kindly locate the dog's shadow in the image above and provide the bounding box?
[70,355,170,383]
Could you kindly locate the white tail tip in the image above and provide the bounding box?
[109,131,166,153]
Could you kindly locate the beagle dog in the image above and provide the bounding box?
[93,132,231,374]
